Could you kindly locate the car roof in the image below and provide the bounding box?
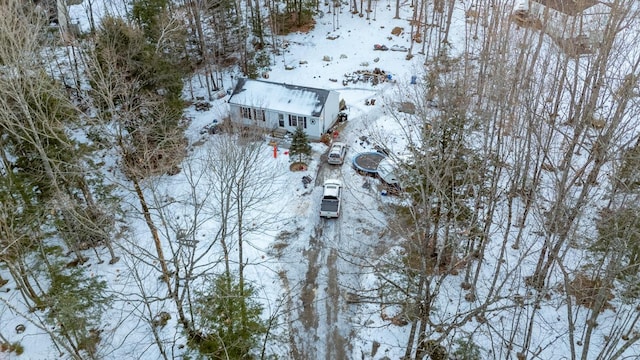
[324,179,342,186]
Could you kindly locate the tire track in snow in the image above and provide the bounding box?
[300,223,322,332]
[324,218,348,360]
[293,156,350,359]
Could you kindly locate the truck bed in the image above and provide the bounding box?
[320,179,342,218]
[320,198,340,218]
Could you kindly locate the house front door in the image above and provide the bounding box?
[278,114,285,127]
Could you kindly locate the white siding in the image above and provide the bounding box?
[228,79,341,140]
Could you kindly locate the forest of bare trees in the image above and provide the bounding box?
[368,1,640,359]
[1,0,640,358]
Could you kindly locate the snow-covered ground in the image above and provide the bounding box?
[3,0,640,359]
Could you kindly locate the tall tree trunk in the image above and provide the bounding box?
[131,177,172,292]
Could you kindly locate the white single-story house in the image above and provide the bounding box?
[227,78,341,140]
[524,0,610,46]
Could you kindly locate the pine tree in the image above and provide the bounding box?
[289,127,312,165]
[42,248,112,358]
[189,274,266,359]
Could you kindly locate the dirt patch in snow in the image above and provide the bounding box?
[326,248,348,358]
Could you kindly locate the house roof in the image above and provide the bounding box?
[531,0,600,16]
[228,78,331,117]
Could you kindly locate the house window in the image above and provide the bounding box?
[240,107,252,119]
[278,114,285,127]
[288,115,307,128]
[254,109,265,121]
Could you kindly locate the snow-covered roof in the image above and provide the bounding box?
[377,158,399,185]
[329,142,346,154]
[377,154,413,186]
[323,179,342,197]
[228,78,330,117]
[531,0,600,16]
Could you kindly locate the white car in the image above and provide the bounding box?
[327,142,347,165]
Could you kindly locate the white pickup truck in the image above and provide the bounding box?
[320,179,342,218]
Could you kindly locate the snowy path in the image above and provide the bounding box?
[287,155,352,359]
[278,82,393,359]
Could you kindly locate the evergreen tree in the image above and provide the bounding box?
[90,16,187,178]
[452,338,482,360]
[131,0,169,42]
[189,274,266,359]
[42,248,112,358]
[288,126,312,164]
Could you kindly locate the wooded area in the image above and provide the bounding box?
[1,0,640,358]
